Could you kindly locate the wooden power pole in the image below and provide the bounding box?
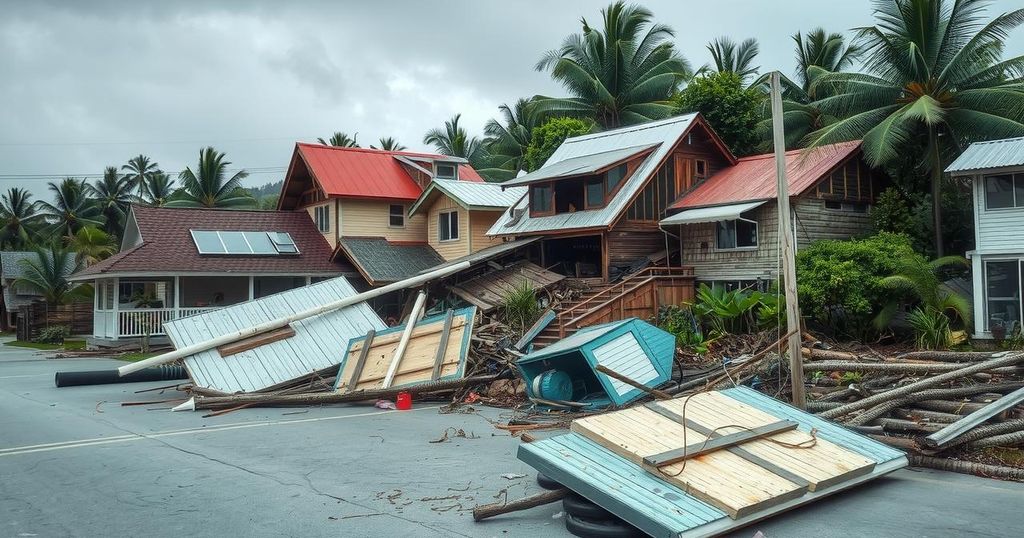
[770,71,806,409]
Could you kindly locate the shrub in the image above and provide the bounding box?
[523,117,593,171]
[691,284,765,335]
[502,280,540,334]
[672,71,764,156]
[907,307,953,350]
[658,305,707,354]
[36,325,70,344]
[795,232,921,337]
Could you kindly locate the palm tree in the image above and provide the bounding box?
[122,154,160,199]
[706,37,760,84]
[89,166,135,237]
[141,171,175,207]
[37,178,102,239]
[14,246,85,304]
[0,187,41,249]
[806,0,1024,256]
[423,114,485,163]
[791,28,863,95]
[371,137,406,151]
[166,147,255,208]
[318,132,360,147]
[875,253,971,348]
[481,98,540,179]
[533,1,693,129]
[66,226,116,266]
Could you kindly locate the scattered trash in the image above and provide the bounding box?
[375,400,397,410]
[500,473,526,480]
[430,427,480,444]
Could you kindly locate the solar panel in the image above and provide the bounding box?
[269,232,299,254]
[191,230,299,256]
[243,231,276,254]
[219,231,251,254]
[191,230,226,254]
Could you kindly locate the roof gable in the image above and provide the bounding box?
[408,178,527,217]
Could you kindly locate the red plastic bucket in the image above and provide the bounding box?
[396,391,412,411]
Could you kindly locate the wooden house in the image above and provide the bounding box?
[946,136,1024,339]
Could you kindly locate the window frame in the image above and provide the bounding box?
[694,159,708,180]
[437,210,460,242]
[584,178,606,209]
[983,258,1024,332]
[434,163,457,179]
[388,204,406,228]
[313,205,330,233]
[984,173,1022,211]
[714,216,759,251]
[530,183,555,217]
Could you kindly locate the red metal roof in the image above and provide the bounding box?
[73,205,350,278]
[294,143,483,202]
[670,141,863,210]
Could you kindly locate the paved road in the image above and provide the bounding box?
[2,346,1023,537]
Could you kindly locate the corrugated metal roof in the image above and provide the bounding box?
[418,237,540,274]
[408,178,526,216]
[336,237,445,285]
[946,136,1024,173]
[670,140,862,210]
[1,251,41,279]
[488,114,712,236]
[164,277,386,393]
[520,320,630,361]
[660,200,766,225]
[501,144,659,187]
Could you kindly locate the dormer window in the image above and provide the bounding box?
[530,184,553,216]
[605,163,628,192]
[435,163,457,179]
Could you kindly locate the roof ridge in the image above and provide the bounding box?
[737,140,861,161]
[562,113,698,144]
[295,142,457,161]
[971,135,1024,145]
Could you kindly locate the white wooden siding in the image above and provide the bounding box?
[973,171,1024,252]
[592,332,657,396]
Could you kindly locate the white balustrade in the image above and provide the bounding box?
[115,307,222,338]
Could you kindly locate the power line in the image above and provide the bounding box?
[0,136,313,147]
[0,167,288,180]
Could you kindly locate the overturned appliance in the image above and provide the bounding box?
[515,318,675,408]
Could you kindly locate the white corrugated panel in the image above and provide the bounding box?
[947,136,1024,173]
[487,114,699,236]
[660,200,766,225]
[502,144,659,186]
[592,332,658,396]
[164,277,385,393]
[434,178,526,208]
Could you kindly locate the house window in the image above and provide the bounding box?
[716,217,758,250]
[694,159,708,180]
[985,174,1023,210]
[438,211,459,242]
[389,204,405,227]
[605,163,628,193]
[313,205,330,233]
[530,184,553,215]
[824,200,868,213]
[585,178,605,208]
[985,260,1023,332]
[435,163,457,179]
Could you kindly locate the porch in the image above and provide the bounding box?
[90,274,316,340]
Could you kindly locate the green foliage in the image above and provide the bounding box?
[673,71,764,156]
[372,137,406,151]
[318,132,359,147]
[89,166,135,238]
[423,114,488,171]
[658,305,707,354]
[36,325,70,345]
[480,98,540,179]
[66,226,115,266]
[871,182,975,257]
[167,147,255,208]
[838,371,863,385]
[906,306,953,350]
[37,178,103,238]
[0,187,41,249]
[14,247,86,305]
[122,154,161,201]
[689,284,775,336]
[524,117,593,171]
[705,37,760,84]
[1002,322,1024,351]
[502,280,541,334]
[869,187,916,237]
[796,232,921,337]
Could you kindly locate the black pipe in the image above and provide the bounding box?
[54,365,189,388]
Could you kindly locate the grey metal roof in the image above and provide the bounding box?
[487,114,700,236]
[520,319,630,361]
[1,251,42,280]
[164,277,386,393]
[408,178,526,216]
[1,251,67,308]
[946,136,1024,173]
[337,237,445,284]
[418,236,540,274]
[501,144,660,187]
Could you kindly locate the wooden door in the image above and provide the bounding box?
[673,155,693,195]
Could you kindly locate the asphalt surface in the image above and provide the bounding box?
[2,343,1024,537]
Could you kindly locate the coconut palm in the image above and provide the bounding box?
[705,37,761,84]
[14,246,85,304]
[166,147,255,208]
[0,187,41,249]
[371,137,406,151]
[533,1,693,129]
[806,0,1024,256]
[791,28,863,95]
[318,132,360,147]
[481,98,540,179]
[36,178,102,239]
[121,154,160,199]
[423,114,485,163]
[141,171,175,207]
[89,166,135,237]
[66,226,116,266]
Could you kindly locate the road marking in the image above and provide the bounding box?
[0,374,50,380]
[0,405,440,457]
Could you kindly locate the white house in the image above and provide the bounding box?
[946,136,1024,339]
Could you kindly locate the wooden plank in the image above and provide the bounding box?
[345,329,376,392]
[515,309,555,351]
[430,310,455,381]
[642,420,798,467]
[216,325,296,358]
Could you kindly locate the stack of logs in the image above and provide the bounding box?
[803,347,1024,480]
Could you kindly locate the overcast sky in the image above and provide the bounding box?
[2,0,1022,198]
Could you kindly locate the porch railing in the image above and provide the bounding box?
[116,307,221,338]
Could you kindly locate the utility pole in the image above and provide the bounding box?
[770,71,806,409]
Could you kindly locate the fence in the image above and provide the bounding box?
[16,301,94,342]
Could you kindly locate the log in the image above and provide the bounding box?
[933,418,1024,450]
[874,418,945,434]
[964,430,1024,450]
[915,399,991,414]
[819,352,1024,420]
[802,348,865,361]
[866,434,919,451]
[472,488,568,521]
[922,386,1024,449]
[801,361,997,374]
[895,351,999,363]
[892,408,962,424]
[909,455,1024,480]
[845,383,1024,426]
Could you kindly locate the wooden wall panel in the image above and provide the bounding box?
[427,196,470,261]
[340,199,427,242]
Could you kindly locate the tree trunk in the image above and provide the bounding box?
[929,127,944,257]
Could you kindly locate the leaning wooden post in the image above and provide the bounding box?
[382,290,427,389]
[770,71,806,409]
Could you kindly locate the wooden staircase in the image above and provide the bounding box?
[528,267,696,350]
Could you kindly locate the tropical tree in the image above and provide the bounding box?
[875,253,971,348]
[524,117,595,171]
[371,137,406,151]
[533,1,693,129]
[705,37,760,84]
[122,154,161,199]
[66,226,116,266]
[141,171,175,207]
[674,71,764,156]
[37,178,102,238]
[14,246,85,304]
[423,113,485,163]
[318,132,360,147]
[0,187,41,249]
[481,98,541,178]
[806,0,1024,256]
[166,147,255,208]
[89,166,135,237]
